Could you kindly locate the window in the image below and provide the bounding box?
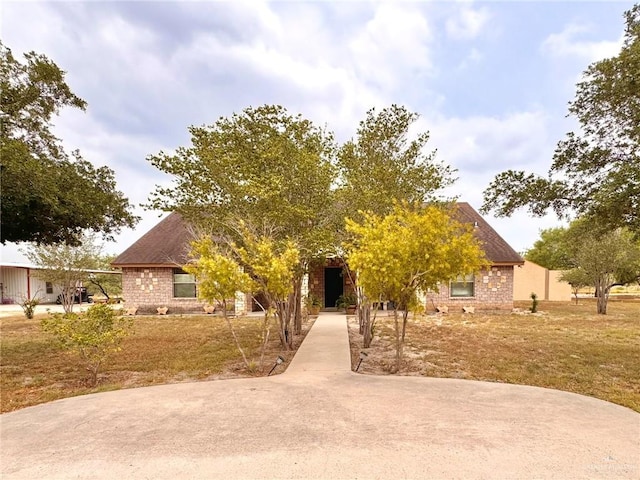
[450,274,474,297]
[45,282,53,294]
[173,269,196,298]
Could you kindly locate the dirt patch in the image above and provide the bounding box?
[346,301,640,412]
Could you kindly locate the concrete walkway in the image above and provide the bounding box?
[1,313,639,479]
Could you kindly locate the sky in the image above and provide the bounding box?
[1,0,634,263]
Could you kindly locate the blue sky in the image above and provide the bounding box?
[1,0,634,262]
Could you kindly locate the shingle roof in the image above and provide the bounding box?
[112,204,524,267]
[453,202,524,265]
[112,213,193,267]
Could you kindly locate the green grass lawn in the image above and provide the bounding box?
[1,313,310,413]
[350,299,640,412]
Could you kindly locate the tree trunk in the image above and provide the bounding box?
[596,282,609,314]
[223,303,250,368]
[362,305,373,348]
[356,286,365,335]
[258,311,271,370]
[401,309,409,343]
[293,275,302,335]
[276,302,289,350]
[62,286,75,314]
[393,309,402,372]
[89,279,110,300]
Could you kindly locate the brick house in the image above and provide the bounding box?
[422,202,524,311]
[113,203,523,314]
[307,203,524,312]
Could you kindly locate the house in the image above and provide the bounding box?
[513,260,571,302]
[113,203,524,314]
[308,203,524,312]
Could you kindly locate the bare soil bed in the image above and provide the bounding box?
[347,299,640,412]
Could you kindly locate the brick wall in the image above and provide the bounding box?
[308,259,355,309]
[122,267,205,314]
[425,266,515,312]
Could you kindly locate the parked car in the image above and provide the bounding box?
[56,287,94,305]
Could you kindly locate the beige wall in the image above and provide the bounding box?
[513,261,571,301]
[425,266,515,312]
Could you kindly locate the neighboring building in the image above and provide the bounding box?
[114,203,525,314]
[0,263,115,304]
[513,260,571,302]
[0,263,62,304]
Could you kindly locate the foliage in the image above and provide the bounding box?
[41,304,133,386]
[0,42,137,245]
[237,232,300,349]
[20,296,39,319]
[530,292,538,313]
[346,203,486,369]
[86,254,122,300]
[335,292,357,310]
[184,237,255,368]
[561,222,640,314]
[305,293,322,308]
[524,227,572,270]
[482,5,640,234]
[25,233,102,313]
[559,268,591,305]
[336,104,455,224]
[148,104,336,253]
[147,104,336,336]
[334,105,456,339]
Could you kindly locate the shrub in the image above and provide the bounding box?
[530,292,539,313]
[41,303,133,386]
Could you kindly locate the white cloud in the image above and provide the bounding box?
[457,47,483,69]
[428,110,552,175]
[446,6,491,40]
[2,1,625,258]
[542,23,623,61]
[348,3,433,90]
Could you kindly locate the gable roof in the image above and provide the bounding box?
[453,202,524,265]
[112,204,524,267]
[112,213,193,267]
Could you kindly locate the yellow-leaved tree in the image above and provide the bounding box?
[184,237,255,368]
[346,204,486,371]
[237,234,300,350]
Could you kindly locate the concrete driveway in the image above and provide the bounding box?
[1,313,638,479]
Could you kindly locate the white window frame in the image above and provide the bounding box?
[173,268,196,298]
[450,273,475,298]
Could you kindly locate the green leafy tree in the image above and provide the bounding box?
[1,41,137,245]
[336,105,456,336]
[482,5,640,234]
[183,237,255,368]
[147,104,335,336]
[41,303,133,386]
[25,234,102,313]
[336,104,455,222]
[559,267,591,305]
[524,227,572,270]
[87,255,122,302]
[346,204,486,369]
[562,222,640,314]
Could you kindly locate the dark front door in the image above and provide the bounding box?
[324,267,343,309]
